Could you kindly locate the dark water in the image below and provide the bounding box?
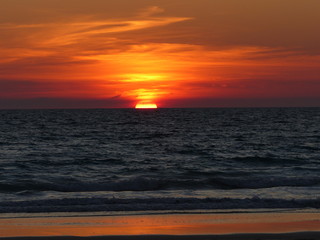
[0,108,319,213]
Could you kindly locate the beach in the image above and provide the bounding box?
[1,233,320,240]
[1,210,319,239]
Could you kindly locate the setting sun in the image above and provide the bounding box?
[135,103,158,109]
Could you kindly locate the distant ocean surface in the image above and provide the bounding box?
[0,108,319,214]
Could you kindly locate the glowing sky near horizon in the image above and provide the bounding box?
[0,0,320,108]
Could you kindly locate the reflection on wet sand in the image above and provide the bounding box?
[0,211,319,238]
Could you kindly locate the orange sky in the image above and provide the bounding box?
[1,0,320,108]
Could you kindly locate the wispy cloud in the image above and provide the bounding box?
[138,6,165,17]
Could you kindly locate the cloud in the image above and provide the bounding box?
[0,97,131,109]
[139,6,165,17]
[161,97,320,108]
[0,15,191,49]
[0,7,192,78]
[0,0,319,108]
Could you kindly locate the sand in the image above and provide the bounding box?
[0,210,319,239]
[1,232,320,240]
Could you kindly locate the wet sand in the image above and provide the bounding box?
[1,232,320,240]
[0,211,319,239]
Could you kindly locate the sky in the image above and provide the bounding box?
[1,0,319,108]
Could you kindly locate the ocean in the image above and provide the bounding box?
[0,108,319,214]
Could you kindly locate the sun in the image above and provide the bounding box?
[135,103,158,109]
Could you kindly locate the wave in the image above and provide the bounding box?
[1,196,319,213]
[208,176,320,189]
[0,176,164,193]
[1,175,319,193]
[230,156,306,164]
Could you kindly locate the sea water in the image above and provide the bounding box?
[0,108,319,213]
